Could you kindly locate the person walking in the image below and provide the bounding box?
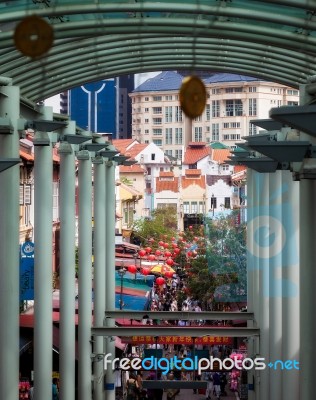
[52,378,59,400]
[126,372,140,400]
[166,372,180,400]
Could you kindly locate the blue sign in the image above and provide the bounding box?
[21,241,34,257]
[20,256,34,300]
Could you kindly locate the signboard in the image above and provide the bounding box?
[20,241,35,300]
[122,336,232,345]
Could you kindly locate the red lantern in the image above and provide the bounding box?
[158,241,164,247]
[139,249,146,257]
[163,242,169,249]
[174,248,180,254]
[156,277,165,286]
[145,246,152,254]
[165,271,174,278]
[148,254,156,261]
[187,251,192,257]
[171,237,176,241]
[155,249,162,256]
[164,250,172,258]
[127,264,137,274]
[141,267,150,276]
[148,238,155,243]
[194,237,199,241]
[189,225,193,230]
[166,258,174,266]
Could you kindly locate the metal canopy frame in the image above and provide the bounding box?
[1,1,316,102]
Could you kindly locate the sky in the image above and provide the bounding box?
[44,72,161,113]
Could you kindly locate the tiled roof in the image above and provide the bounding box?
[211,149,231,164]
[182,175,206,189]
[112,139,136,154]
[204,73,260,84]
[185,169,201,176]
[206,175,231,186]
[125,143,148,159]
[133,72,259,93]
[119,164,145,173]
[156,176,179,193]
[159,171,174,177]
[133,71,183,92]
[183,143,210,165]
[210,142,228,149]
[234,165,247,173]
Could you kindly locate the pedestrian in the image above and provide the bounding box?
[52,378,59,400]
[166,372,180,400]
[212,372,221,399]
[28,381,34,400]
[126,372,140,400]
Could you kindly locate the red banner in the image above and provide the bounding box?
[122,336,232,345]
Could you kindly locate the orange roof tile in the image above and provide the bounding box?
[112,139,136,154]
[211,149,231,164]
[234,165,247,173]
[183,144,210,165]
[160,171,174,177]
[20,150,34,161]
[119,164,145,173]
[156,176,179,193]
[185,169,201,176]
[181,175,206,189]
[124,143,148,159]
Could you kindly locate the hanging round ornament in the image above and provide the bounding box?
[179,75,206,119]
[14,15,54,58]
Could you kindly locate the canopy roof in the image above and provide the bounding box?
[1,0,316,102]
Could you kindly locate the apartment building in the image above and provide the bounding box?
[129,71,299,160]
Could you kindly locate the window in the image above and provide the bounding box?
[206,104,210,121]
[24,184,32,205]
[153,107,162,114]
[175,149,182,160]
[165,95,172,100]
[145,97,149,101]
[145,129,149,134]
[287,101,299,106]
[212,100,220,117]
[230,134,240,140]
[199,201,204,213]
[153,118,162,125]
[225,99,243,116]
[224,122,240,129]
[194,115,202,122]
[53,181,59,221]
[222,164,230,171]
[194,127,202,142]
[145,140,149,144]
[211,123,219,141]
[165,149,173,156]
[175,106,183,122]
[165,128,173,145]
[153,96,162,101]
[223,134,230,140]
[165,106,173,122]
[183,202,190,213]
[144,108,149,112]
[145,118,149,123]
[249,86,257,92]
[153,139,162,146]
[225,87,243,93]
[175,128,183,144]
[224,197,231,209]
[287,90,299,96]
[211,196,217,209]
[249,98,257,116]
[212,88,221,94]
[191,201,198,213]
[249,123,257,136]
[19,185,24,205]
[153,129,162,136]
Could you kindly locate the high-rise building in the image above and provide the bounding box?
[129,71,299,159]
[59,75,134,138]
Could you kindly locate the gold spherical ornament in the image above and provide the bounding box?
[179,75,207,119]
[14,15,54,58]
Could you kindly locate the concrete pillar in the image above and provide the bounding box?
[0,83,20,400]
[77,148,93,400]
[105,161,116,400]
[59,125,76,400]
[33,106,53,400]
[93,157,106,400]
[281,171,300,400]
[268,171,283,400]
[299,179,316,399]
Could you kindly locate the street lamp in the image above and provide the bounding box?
[117,268,126,310]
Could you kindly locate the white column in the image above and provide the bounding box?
[268,171,283,400]
[281,171,300,400]
[78,148,93,400]
[59,126,76,400]
[299,179,316,399]
[0,83,20,400]
[93,158,106,400]
[33,106,53,400]
[105,161,116,400]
